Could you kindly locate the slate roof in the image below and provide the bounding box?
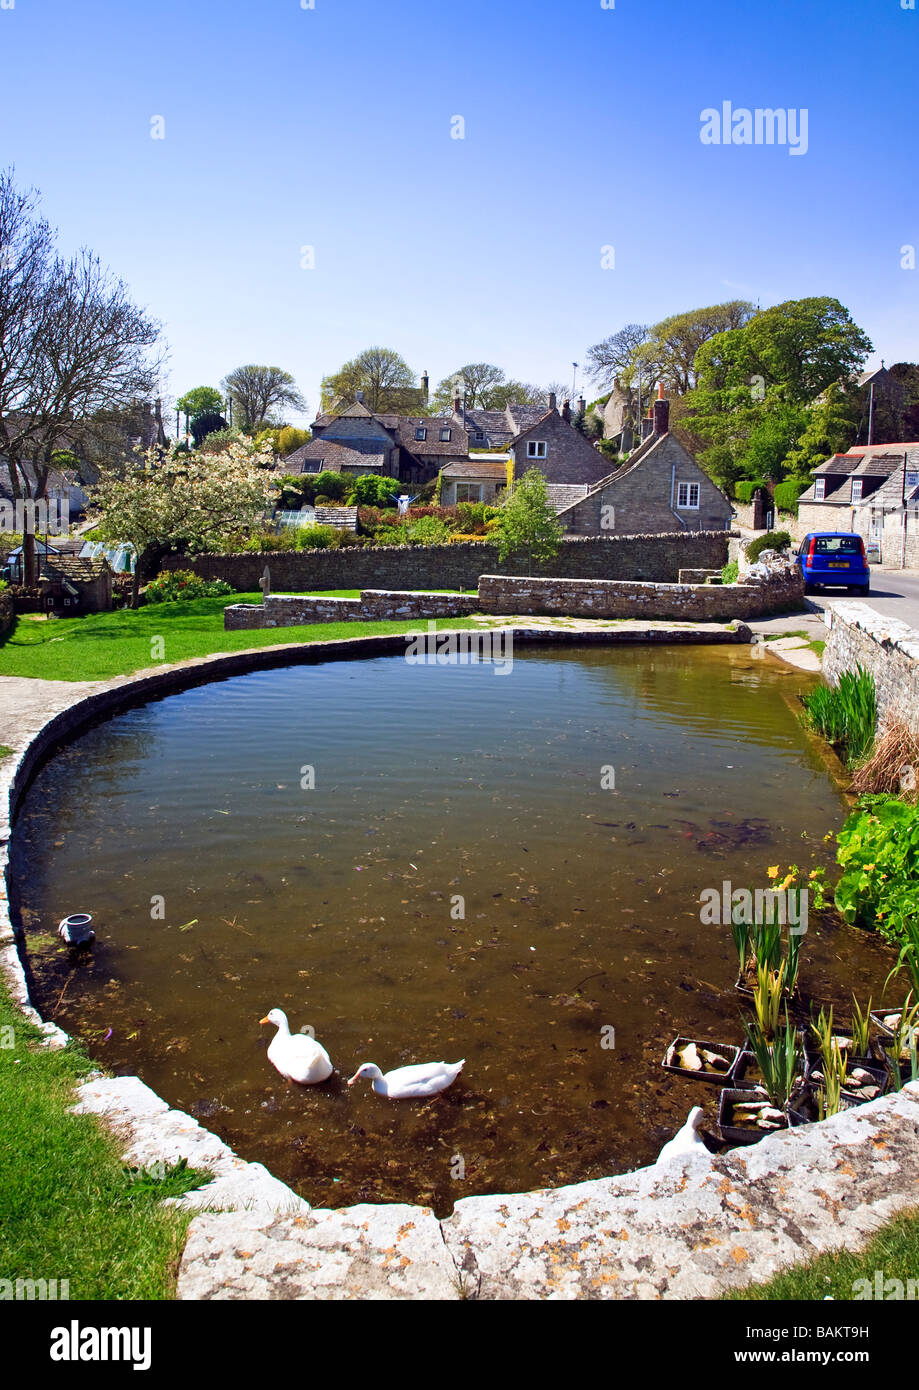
[40,556,111,583]
[440,459,508,479]
[546,483,590,513]
[384,416,469,457]
[281,440,386,474]
[800,445,918,504]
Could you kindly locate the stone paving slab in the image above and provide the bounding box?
[178,1204,458,1301]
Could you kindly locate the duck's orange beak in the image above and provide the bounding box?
[259,1016,270,1026]
[346,1071,361,1086]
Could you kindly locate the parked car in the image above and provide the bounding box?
[795,532,870,594]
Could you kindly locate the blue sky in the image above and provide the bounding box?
[2,0,916,426]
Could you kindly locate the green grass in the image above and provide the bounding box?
[0,979,209,1299]
[725,1206,919,1300]
[0,595,492,681]
[0,745,12,759]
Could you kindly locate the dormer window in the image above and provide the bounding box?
[440,428,451,442]
[475,430,485,441]
[415,427,427,441]
[527,441,547,459]
[851,478,863,502]
[815,477,826,500]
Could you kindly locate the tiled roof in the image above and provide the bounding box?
[813,454,863,474]
[388,417,469,456]
[546,483,590,513]
[506,403,548,434]
[40,556,110,582]
[281,440,386,474]
[440,459,508,479]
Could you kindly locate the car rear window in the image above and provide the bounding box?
[812,536,862,554]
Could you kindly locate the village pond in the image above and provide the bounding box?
[13,643,896,1214]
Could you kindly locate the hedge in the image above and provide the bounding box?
[734,479,766,504]
[773,477,812,515]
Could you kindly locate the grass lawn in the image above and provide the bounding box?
[0,594,492,682]
[0,978,209,1299]
[726,1207,919,1300]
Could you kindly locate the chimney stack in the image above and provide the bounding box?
[640,407,654,441]
[578,395,586,416]
[548,391,557,411]
[356,389,365,404]
[652,384,670,437]
[562,398,571,423]
[453,394,461,414]
[421,371,429,403]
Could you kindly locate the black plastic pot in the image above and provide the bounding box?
[718,1087,809,1146]
[661,1037,740,1084]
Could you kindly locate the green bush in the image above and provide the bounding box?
[773,478,811,515]
[734,479,766,504]
[406,516,451,545]
[314,471,349,501]
[832,796,919,963]
[144,570,233,603]
[347,474,400,508]
[721,560,739,584]
[746,530,791,562]
[294,524,338,551]
[801,665,877,768]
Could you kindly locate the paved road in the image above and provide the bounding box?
[811,568,919,629]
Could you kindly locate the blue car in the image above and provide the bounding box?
[795,532,870,595]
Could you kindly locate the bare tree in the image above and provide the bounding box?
[0,168,162,584]
[585,324,651,390]
[223,364,307,432]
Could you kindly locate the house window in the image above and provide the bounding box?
[415,427,427,441]
[851,478,863,502]
[475,430,485,442]
[527,441,547,459]
[440,428,451,442]
[455,483,483,503]
[815,477,826,500]
[677,481,700,509]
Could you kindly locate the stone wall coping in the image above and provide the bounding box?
[826,600,919,661]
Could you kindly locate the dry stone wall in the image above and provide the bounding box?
[165,532,732,593]
[823,603,919,733]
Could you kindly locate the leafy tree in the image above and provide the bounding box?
[493,467,563,574]
[347,473,401,507]
[320,347,419,415]
[0,167,161,584]
[430,362,507,412]
[89,439,277,607]
[190,411,228,447]
[783,383,862,476]
[176,386,224,420]
[222,364,307,433]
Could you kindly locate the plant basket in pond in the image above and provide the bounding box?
[717,1086,811,1146]
[661,1037,739,1083]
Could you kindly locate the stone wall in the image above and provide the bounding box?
[823,603,919,733]
[225,590,480,630]
[0,590,13,639]
[166,531,733,593]
[477,562,804,622]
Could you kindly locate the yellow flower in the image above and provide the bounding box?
[767,865,780,878]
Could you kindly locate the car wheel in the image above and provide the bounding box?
[861,585,870,596]
[803,581,815,595]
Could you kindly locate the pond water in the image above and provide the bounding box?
[13,644,896,1214]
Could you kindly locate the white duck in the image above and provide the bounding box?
[655,1105,709,1165]
[347,1059,465,1099]
[260,1008,333,1085]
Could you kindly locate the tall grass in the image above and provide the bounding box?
[801,665,877,768]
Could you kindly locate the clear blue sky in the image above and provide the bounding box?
[2,0,916,426]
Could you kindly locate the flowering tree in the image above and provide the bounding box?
[88,439,277,606]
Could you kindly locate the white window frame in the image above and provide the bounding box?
[676,481,700,510]
[851,478,863,502]
[815,477,826,500]
[527,440,547,459]
[415,427,427,441]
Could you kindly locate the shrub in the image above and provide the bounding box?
[313,471,349,501]
[721,560,739,584]
[405,516,451,545]
[373,527,408,547]
[347,474,400,508]
[832,796,919,955]
[734,479,767,504]
[144,570,233,603]
[747,530,791,562]
[294,524,338,550]
[801,665,877,768]
[773,477,811,515]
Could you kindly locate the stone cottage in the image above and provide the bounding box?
[554,394,732,536]
[796,445,914,537]
[298,399,469,484]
